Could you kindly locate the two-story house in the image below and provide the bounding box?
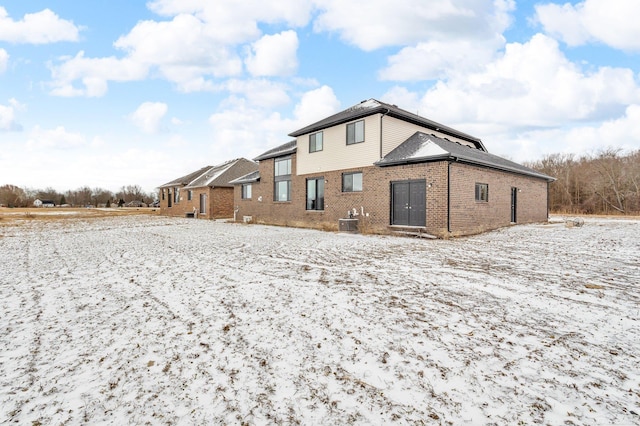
[232,99,554,237]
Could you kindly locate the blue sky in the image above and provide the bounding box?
[1,0,639,194]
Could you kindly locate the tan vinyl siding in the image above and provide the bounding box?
[296,115,381,175]
[381,117,476,156]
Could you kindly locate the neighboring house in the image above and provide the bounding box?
[33,199,55,208]
[231,99,555,237]
[159,158,258,219]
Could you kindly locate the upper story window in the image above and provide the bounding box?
[309,131,323,152]
[275,157,291,177]
[242,184,252,199]
[346,120,364,145]
[274,157,292,202]
[475,183,489,202]
[342,172,363,192]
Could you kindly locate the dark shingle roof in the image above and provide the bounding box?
[229,170,260,185]
[253,140,297,161]
[376,132,555,181]
[185,158,258,188]
[159,165,212,188]
[288,99,485,150]
[160,159,258,189]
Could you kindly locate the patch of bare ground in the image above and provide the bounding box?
[0,207,159,225]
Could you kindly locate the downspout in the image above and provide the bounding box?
[547,181,551,220]
[447,160,451,233]
[380,108,390,159]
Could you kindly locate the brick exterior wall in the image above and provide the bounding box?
[234,154,549,237]
[159,186,235,219]
[449,162,549,235]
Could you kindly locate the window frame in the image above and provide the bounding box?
[187,190,192,201]
[342,172,363,192]
[309,131,323,153]
[346,120,365,145]
[274,156,292,202]
[306,177,325,211]
[241,183,252,200]
[475,183,489,202]
[174,187,180,204]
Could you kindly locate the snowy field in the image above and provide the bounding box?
[1,214,638,425]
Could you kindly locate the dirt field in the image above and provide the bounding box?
[0,207,159,223]
[0,214,638,424]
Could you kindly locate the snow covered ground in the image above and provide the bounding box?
[1,215,638,425]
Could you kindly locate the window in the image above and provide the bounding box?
[275,157,291,177]
[187,190,192,201]
[274,157,292,201]
[306,178,324,210]
[475,183,489,202]
[309,131,323,152]
[347,120,365,145]
[242,184,252,199]
[342,172,363,192]
[161,189,165,200]
[174,187,180,203]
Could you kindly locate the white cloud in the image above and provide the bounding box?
[245,31,299,77]
[49,51,148,97]
[0,48,8,72]
[0,99,23,131]
[206,86,340,160]
[292,85,341,128]
[396,34,640,131]
[314,0,514,51]
[536,0,640,51]
[379,39,499,81]
[147,0,313,33]
[498,104,640,162]
[129,102,168,134]
[0,7,82,44]
[27,126,85,150]
[48,1,314,96]
[223,79,291,108]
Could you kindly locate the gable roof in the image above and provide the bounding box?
[159,159,258,189]
[159,165,212,188]
[376,132,555,181]
[253,140,297,161]
[288,99,486,150]
[185,158,258,189]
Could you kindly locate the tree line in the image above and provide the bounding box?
[525,148,640,215]
[0,184,157,208]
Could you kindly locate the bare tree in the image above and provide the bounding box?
[0,184,27,207]
[117,185,146,203]
[92,187,114,207]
